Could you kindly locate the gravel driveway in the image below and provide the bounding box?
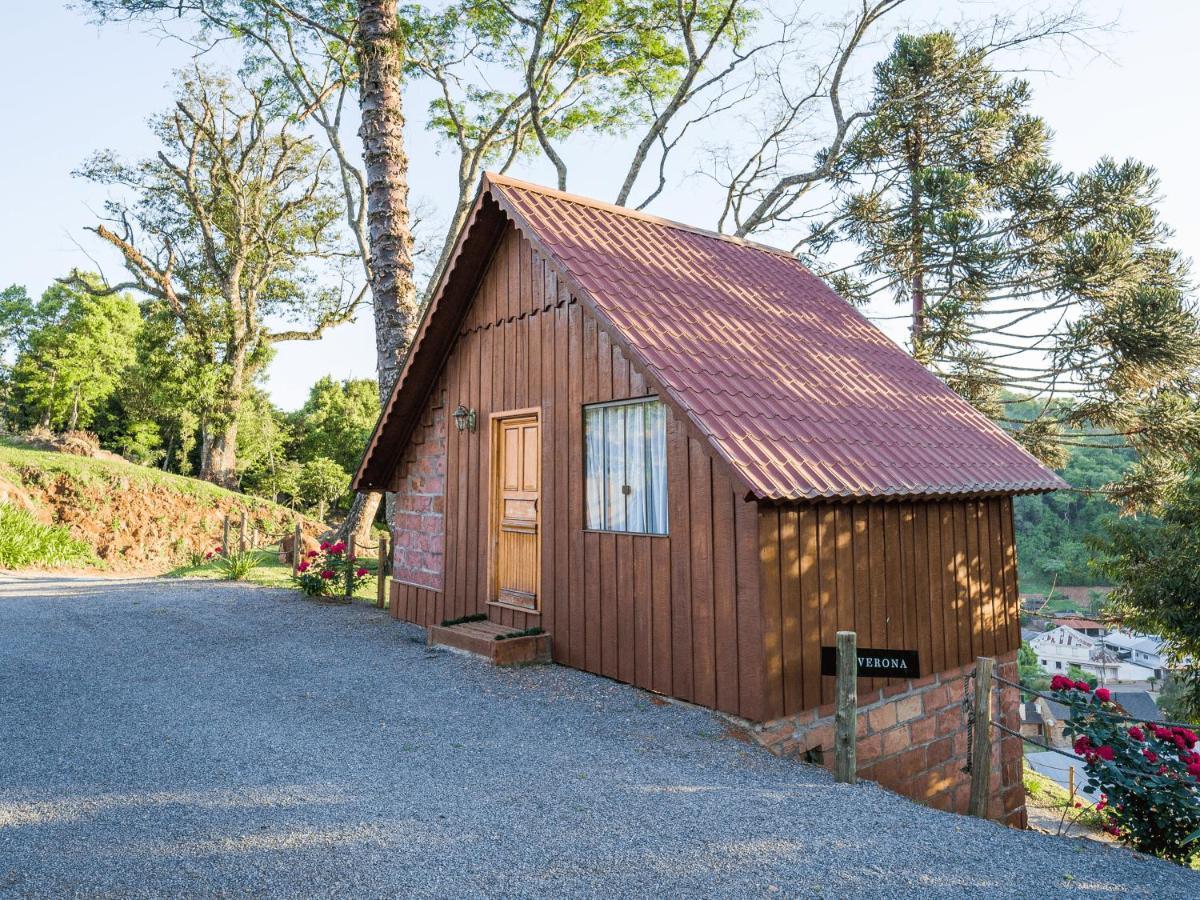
[2,575,1197,899]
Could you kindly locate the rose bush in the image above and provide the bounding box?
[292,541,371,597]
[1052,676,1200,863]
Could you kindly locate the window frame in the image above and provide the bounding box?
[581,395,669,537]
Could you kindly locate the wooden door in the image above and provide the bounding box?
[493,413,540,609]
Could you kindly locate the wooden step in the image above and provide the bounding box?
[428,619,551,666]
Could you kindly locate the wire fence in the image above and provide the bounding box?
[979,666,1200,786]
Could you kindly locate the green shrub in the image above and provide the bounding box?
[1052,678,1200,864]
[0,503,95,569]
[216,549,259,581]
[292,540,369,597]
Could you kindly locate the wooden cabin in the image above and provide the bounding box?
[354,174,1063,823]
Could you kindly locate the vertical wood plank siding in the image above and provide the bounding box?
[388,224,763,719]
[757,496,1020,721]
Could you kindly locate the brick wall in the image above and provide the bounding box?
[391,387,447,591]
[741,651,1025,828]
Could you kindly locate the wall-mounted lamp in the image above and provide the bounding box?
[453,404,477,433]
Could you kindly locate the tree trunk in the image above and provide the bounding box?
[67,386,81,431]
[201,419,239,489]
[337,0,421,544]
[357,0,419,392]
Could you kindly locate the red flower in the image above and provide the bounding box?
[1073,680,1091,692]
[1104,823,1121,836]
[320,569,335,580]
[1142,748,1158,764]
[214,546,223,553]
[1096,796,1107,811]
[1050,674,1073,691]
[1073,801,1082,808]
[1094,745,1114,761]
[1127,726,1144,742]
[330,541,346,554]
[1175,727,1198,748]
[297,561,310,573]
[1094,687,1110,702]
[355,567,369,577]
[320,541,331,551]
[1187,762,1200,778]
[205,551,214,560]
[307,550,319,558]
[1073,735,1092,755]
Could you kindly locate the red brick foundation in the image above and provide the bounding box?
[741,652,1025,828]
[391,386,447,591]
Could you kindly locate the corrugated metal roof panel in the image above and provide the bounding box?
[488,174,1065,501]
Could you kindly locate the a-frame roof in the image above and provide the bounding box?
[355,173,1066,500]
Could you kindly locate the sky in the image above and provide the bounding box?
[2,1,1198,410]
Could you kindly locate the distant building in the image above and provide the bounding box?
[1051,616,1106,638]
[1028,625,1122,683]
[1100,632,1167,680]
[1110,691,1162,723]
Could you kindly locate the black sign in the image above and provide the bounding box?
[821,646,920,679]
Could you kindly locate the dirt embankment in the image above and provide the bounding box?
[0,438,316,573]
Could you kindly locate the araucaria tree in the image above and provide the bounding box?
[76,67,358,487]
[807,33,1200,505]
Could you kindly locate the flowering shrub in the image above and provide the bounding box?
[1052,676,1200,863]
[292,540,371,597]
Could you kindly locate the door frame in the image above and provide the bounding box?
[487,407,542,613]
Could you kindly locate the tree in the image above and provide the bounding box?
[793,32,1200,508]
[1018,640,1049,697]
[298,456,350,520]
[290,376,379,473]
[7,279,140,432]
[1095,472,1200,719]
[73,66,358,487]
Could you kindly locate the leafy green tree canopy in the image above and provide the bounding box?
[7,278,140,432]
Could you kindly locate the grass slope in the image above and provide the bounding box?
[167,549,384,603]
[0,437,311,572]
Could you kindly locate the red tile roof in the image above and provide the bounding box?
[356,174,1066,500]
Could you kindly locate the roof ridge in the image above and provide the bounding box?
[483,172,800,262]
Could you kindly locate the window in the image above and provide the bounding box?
[584,397,668,534]
[1055,661,1062,670]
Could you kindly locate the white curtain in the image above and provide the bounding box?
[584,406,606,529]
[583,398,668,535]
[624,402,647,532]
[644,401,668,533]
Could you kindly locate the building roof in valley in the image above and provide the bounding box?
[1110,691,1162,723]
[1053,617,1105,632]
[355,174,1068,500]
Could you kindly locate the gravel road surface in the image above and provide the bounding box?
[2,574,1197,899]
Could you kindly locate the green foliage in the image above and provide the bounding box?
[292,540,369,597]
[0,503,95,569]
[495,627,545,641]
[296,456,348,520]
[441,613,488,627]
[1011,397,1133,589]
[216,548,258,581]
[289,376,378,473]
[1018,641,1049,696]
[6,278,140,432]
[1095,472,1200,719]
[1054,681,1200,864]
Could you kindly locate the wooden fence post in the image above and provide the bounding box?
[834,630,857,784]
[291,522,302,576]
[222,515,230,556]
[345,535,357,601]
[968,656,994,818]
[238,514,247,554]
[376,537,388,609]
